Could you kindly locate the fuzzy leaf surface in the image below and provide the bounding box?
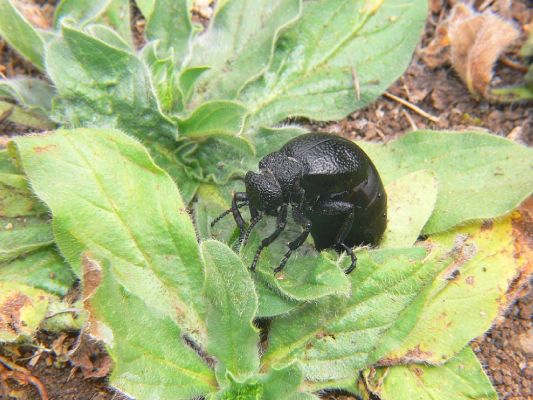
[360,130,533,234]
[13,128,207,343]
[84,256,217,399]
[0,247,74,296]
[202,240,259,378]
[0,0,45,70]
[0,216,53,262]
[0,77,54,113]
[0,100,55,130]
[0,150,48,217]
[145,0,198,63]
[178,101,248,137]
[241,0,427,129]
[380,170,438,248]
[46,26,176,141]
[264,247,444,381]
[373,214,531,365]
[187,0,301,103]
[365,346,497,400]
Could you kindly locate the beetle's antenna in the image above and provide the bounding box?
[211,201,249,227]
[237,213,264,250]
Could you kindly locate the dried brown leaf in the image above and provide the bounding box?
[421,4,520,98]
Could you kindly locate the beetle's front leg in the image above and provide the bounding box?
[231,192,248,231]
[250,203,288,271]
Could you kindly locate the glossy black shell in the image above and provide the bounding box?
[280,133,387,250]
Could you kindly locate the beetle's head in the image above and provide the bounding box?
[246,151,304,213]
[245,170,283,213]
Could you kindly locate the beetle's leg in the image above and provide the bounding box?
[236,212,263,251]
[231,192,249,231]
[274,219,312,274]
[250,203,288,271]
[210,195,249,228]
[340,242,357,274]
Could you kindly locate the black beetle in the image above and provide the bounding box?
[211,132,387,274]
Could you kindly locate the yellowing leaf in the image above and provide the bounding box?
[0,282,51,342]
[373,212,532,365]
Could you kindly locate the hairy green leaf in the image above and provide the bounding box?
[202,240,259,379]
[146,0,199,63]
[365,346,497,400]
[381,170,438,248]
[0,78,55,113]
[0,247,74,296]
[178,101,248,137]
[187,0,301,103]
[0,100,55,130]
[84,256,217,399]
[242,224,351,302]
[14,128,207,343]
[0,149,48,217]
[0,0,45,70]
[0,216,53,262]
[360,130,533,234]
[255,280,299,318]
[264,247,444,381]
[46,26,177,141]
[241,0,427,129]
[135,0,155,19]
[54,0,112,28]
[372,215,529,365]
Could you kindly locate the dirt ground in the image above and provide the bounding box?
[0,1,532,399]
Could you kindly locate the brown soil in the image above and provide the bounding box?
[0,1,532,399]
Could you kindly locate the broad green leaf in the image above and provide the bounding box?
[191,135,255,184]
[0,150,48,217]
[178,101,248,137]
[241,0,427,129]
[0,78,55,113]
[55,0,133,47]
[187,0,301,103]
[147,136,201,204]
[141,42,182,114]
[214,363,312,400]
[179,66,210,104]
[86,24,131,51]
[360,130,533,234]
[13,128,207,343]
[263,247,445,381]
[242,223,351,302]
[256,280,299,318]
[0,247,75,296]
[146,0,199,63]
[54,0,112,28]
[372,215,530,365]
[84,256,217,399]
[94,0,132,47]
[0,281,51,342]
[364,346,497,400]
[0,100,55,130]
[202,240,259,378]
[47,26,177,141]
[0,216,54,262]
[380,170,438,248]
[135,0,155,19]
[0,0,45,70]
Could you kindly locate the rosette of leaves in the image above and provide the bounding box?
[0,1,532,400]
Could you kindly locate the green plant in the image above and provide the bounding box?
[0,1,532,399]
